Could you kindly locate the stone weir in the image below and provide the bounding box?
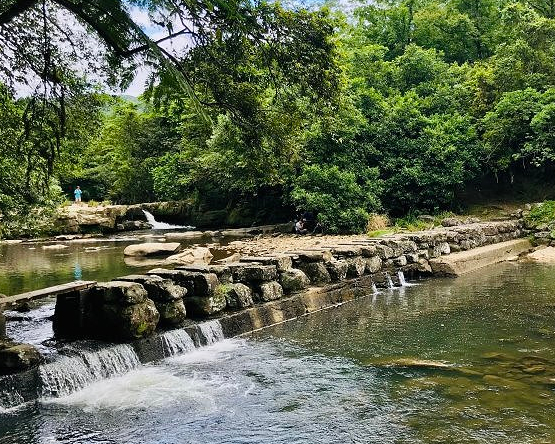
[0,220,531,407]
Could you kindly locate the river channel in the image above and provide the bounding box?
[1,261,554,443]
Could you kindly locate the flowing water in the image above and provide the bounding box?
[1,261,555,443]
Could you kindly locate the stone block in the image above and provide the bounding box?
[116,275,187,301]
[92,281,147,305]
[147,269,219,297]
[405,253,419,263]
[290,250,333,263]
[298,263,331,285]
[280,269,310,292]
[186,293,227,317]
[365,256,383,273]
[332,246,362,257]
[215,283,254,310]
[360,246,377,257]
[375,245,395,259]
[240,255,293,272]
[393,256,407,266]
[177,265,233,283]
[438,242,451,255]
[233,265,278,283]
[0,342,43,375]
[346,257,366,277]
[256,281,284,302]
[155,300,187,327]
[326,260,348,281]
[98,299,160,340]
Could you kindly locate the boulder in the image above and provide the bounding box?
[290,250,333,263]
[365,256,383,273]
[346,257,366,277]
[233,264,278,283]
[91,281,147,305]
[393,256,408,267]
[42,244,69,250]
[375,245,395,259]
[164,231,206,241]
[177,264,233,283]
[147,269,219,296]
[155,300,187,327]
[256,281,284,302]
[326,260,348,281]
[332,246,362,257]
[186,293,227,317]
[240,255,293,272]
[0,342,44,375]
[98,298,160,340]
[164,246,213,265]
[279,269,310,292]
[360,245,377,257]
[123,242,181,257]
[115,275,187,301]
[215,283,254,309]
[298,263,331,285]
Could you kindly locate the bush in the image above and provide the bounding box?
[290,165,381,233]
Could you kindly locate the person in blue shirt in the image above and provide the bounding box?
[74,186,82,203]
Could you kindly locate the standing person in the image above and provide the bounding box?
[74,186,82,204]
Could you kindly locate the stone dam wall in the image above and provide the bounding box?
[0,220,532,406]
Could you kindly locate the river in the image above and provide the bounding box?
[1,261,554,443]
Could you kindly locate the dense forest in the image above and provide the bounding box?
[1,0,555,236]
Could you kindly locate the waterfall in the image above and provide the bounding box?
[198,320,225,345]
[142,210,189,230]
[39,344,140,398]
[397,271,407,286]
[161,329,196,357]
[371,282,379,294]
[385,273,395,288]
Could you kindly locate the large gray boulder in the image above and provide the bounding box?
[0,342,44,375]
[280,269,310,293]
[215,283,254,310]
[326,260,348,281]
[256,281,284,302]
[93,281,148,305]
[155,300,187,327]
[365,256,382,273]
[346,257,366,277]
[96,299,160,340]
[186,293,227,317]
[147,269,219,297]
[240,255,293,272]
[164,247,213,265]
[298,263,331,285]
[123,242,181,257]
[233,264,278,283]
[116,275,187,301]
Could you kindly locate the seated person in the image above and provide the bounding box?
[295,219,309,235]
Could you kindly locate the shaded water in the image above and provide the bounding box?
[0,233,233,296]
[1,262,555,443]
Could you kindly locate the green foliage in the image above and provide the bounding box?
[290,165,381,233]
[525,201,555,226]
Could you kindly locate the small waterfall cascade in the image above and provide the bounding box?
[161,329,196,357]
[142,210,188,230]
[397,271,407,286]
[39,344,140,398]
[385,273,395,288]
[198,320,225,345]
[371,283,379,294]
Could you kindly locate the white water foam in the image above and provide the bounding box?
[39,344,140,398]
[198,320,225,345]
[161,329,196,356]
[142,210,191,230]
[44,340,246,412]
[385,273,395,288]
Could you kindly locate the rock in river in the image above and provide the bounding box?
[123,242,181,257]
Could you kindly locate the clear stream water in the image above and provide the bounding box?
[1,261,555,443]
